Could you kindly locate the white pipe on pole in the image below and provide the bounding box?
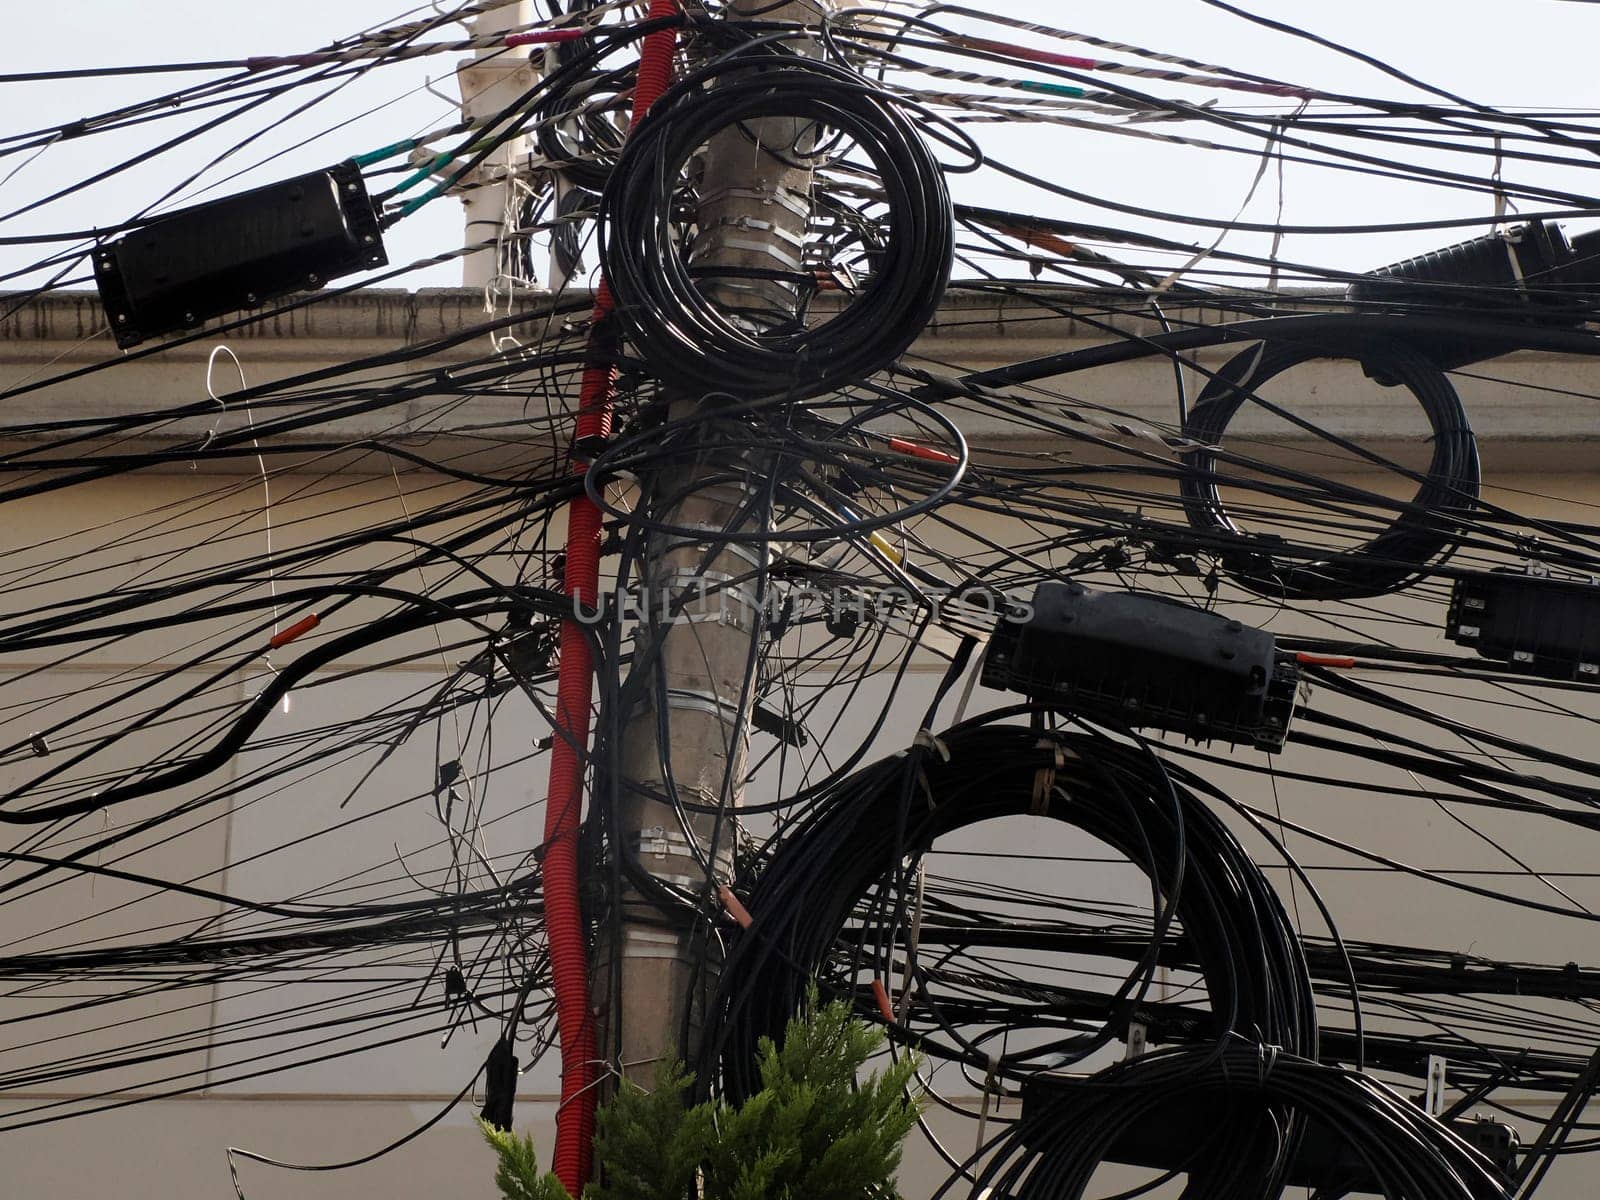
[458,1,538,290]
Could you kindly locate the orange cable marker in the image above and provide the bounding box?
[717,883,752,930]
[268,613,320,649]
[993,221,1079,260]
[871,978,895,1023]
[1028,230,1081,259]
[1296,652,1356,669]
[1023,229,1081,260]
[888,437,959,466]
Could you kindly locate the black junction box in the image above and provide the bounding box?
[93,160,386,349]
[1447,570,1600,681]
[982,581,1298,752]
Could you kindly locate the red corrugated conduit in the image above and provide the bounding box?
[541,3,678,1192]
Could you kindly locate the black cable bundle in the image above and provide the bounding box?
[534,57,635,194]
[1179,335,1480,600]
[598,47,954,400]
[965,1040,1511,1200]
[709,717,1316,1101]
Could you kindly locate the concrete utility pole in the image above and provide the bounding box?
[458,1,537,289]
[603,0,830,1088]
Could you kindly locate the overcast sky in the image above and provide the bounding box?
[4,1,1599,291]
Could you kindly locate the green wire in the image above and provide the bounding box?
[1016,79,1089,100]
[351,138,420,169]
[393,136,498,218]
[388,150,459,203]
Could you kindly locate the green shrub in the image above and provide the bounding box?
[481,997,923,1200]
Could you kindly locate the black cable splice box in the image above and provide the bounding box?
[1447,570,1600,680]
[1346,221,1600,377]
[93,160,387,349]
[982,582,1298,751]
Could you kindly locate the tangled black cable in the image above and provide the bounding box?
[708,716,1316,1101]
[583,388,968,545]
[0,585,575,824]
[959,1039,1512,1200]
[1178,333,1481,601]
[533,57,635,194]
[598,46,954,399]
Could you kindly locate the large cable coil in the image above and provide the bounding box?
[709,718,1317,1101]
[969,1040,1511,1200]
[1179,336,1480,601]
[598,48,954,400]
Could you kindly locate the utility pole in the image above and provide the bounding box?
[602,0,830,1089]
[458,0,537,289]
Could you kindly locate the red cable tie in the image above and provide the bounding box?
[871,978,895,1023]
[268,613,320,649]
[1296,652,1356,669]
[957,35,1097,73]
[717,884,753,930]
[888,437,959,466]
[955,34,1313,101]
[506,28,587,47]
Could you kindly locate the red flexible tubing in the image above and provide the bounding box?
[542,4,678,1192]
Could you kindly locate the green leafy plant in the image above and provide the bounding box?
[479,1122,573,1200]
[481,996,923,1200]
[588,1061,712,1200]
[700,997,922,1200]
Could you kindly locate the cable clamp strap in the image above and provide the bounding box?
[1125,1018,1148,1060]
[696,184,812,222]
[570,433,609,463]
[1257,1042,1281,1086]
[622,927,686,963]
[1501,225,1529,295]
[913,728,950,761]
[663,687,746,726]
[912,729,950,809]
[1032,739,1067,815]
[630,825,697,861]
[975,1051,1001,1162]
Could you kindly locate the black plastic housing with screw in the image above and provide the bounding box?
[1347,220,1600,373]
[1446,569,1600,680]
[92,159,387,349]
[982,581,1299,751]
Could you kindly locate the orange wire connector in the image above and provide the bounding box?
[268,613,320,649]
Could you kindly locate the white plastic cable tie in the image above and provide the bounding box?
[1032,740,1067,815]
[1259,1042,1281,1086]
[975,1052,1002,1161]
[897,860,927,1022]
[912,728,950,762]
